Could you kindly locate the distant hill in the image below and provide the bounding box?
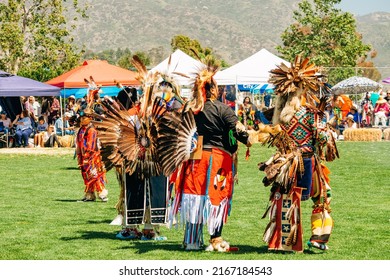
[71,0,390,78]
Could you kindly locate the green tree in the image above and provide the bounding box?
[116,49,133,70]
[147,46,167,67]
[132,51,150,68]
[276,0,375,84]
[171,35,228,68]
[0,0,86,81]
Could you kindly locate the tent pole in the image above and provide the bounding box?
[235,76,238,115]
[60,90,64,136]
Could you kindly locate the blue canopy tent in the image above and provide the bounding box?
[237,84,258,92]
[61,86,122,99]
[250,83,274,94]
[0,70,61,121]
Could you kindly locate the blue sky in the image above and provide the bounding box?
[336,0,390,15]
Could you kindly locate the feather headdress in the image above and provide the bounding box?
[269,55,326,124]
[189,52,220,114]
[84,76,102,109]
[131,55,160,117]
[153,53,189,106]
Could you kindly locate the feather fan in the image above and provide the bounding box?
[155,102,197,176]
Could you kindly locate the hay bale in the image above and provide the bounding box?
[383,128,390,140]
[343,128,382,142]
[58,135,75,147]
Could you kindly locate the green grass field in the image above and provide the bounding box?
[0,142,389,260]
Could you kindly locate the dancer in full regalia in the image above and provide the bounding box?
[257,55,339,252]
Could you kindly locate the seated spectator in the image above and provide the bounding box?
[55,112,75,136]
[34,116,48,147]
[42,125,62,148]
[0,111,12,134]
[12,110,33,148]
[346,105,361,127]
[345,115,357,129]
[373,97,390,127]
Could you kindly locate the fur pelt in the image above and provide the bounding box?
[205,237,230,252]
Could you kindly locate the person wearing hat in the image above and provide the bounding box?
[65,95,77,116]
[345,114,357,129]
[347,104,361,127]
[373,96,390,126]
[75,106,108,202]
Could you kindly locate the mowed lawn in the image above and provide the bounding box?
[0,141,389,260]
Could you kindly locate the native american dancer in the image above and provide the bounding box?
[75,83,108,202]
[168,58,251,252]
[257,55,339,252]
[91,56,195,240]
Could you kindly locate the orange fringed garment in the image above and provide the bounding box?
[76,125,107,193]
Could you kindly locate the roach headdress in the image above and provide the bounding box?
[269,55,325,124]
[189,54,220,114]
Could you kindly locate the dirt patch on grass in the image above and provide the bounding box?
[0,147,75,155]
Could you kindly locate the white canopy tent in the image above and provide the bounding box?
[214,48,290,86]
[150,49,205,87]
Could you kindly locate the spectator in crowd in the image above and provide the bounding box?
[48,96,60,125]
[384,90,390,102]
[12,109,33,148]
[346,104,361,127]
[26,96,41,119]
[0,111,12,134]
[361,92,374,127]
[65,95,77,115]
[224,86,236,111]
[42,125,62,148]
[40,97,52,124]
[55,112,75,136]
[34,116,48,147]
[324,103,335,124]
[24,96,40,129]
[370,91,380,106]
[345,114,357,129]
[373,96,390,127]
[264,92,272,108]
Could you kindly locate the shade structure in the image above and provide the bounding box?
[214,48,290,85]
[332,76,382,95]
[45,60,140,92]
[60,86,124,99]
[250,83,274,94]
[382,76,390,84]
[0,70,61,97]
[150,49,205,86]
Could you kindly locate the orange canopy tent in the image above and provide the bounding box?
[46,60,140,88]
[45,60,140,98]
